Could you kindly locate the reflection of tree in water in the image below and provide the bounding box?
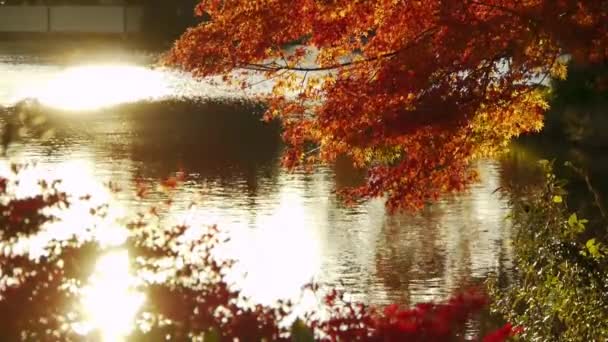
[122,100,283,211]
[7,100,286,216]
[125,100,281,175]
[29,100,282,180]
[373,211,447,305]
[374,162,513,307]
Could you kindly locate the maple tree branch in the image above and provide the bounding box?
[468,0,531,20]
[242,68,292,89]
[238,27,439,73]
[534,52,561,87]
[243,52,393,72]
[478,53,509,98]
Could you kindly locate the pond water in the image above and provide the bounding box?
[0,45,572,339]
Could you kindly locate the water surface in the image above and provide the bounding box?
[1,48,518,339]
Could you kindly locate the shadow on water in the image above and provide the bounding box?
[13,99,283,182]
[120,100,282,180]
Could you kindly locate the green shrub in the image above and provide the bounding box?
[489,161,608,341]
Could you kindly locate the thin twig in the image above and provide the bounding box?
[569,164,608,220]
[243,69,291,89]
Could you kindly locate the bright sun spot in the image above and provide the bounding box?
[34,64,168,111]
[79,250,145,342]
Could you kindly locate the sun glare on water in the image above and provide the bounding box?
[33,64,168,111]
[78,250,145,342]
[0,158,144,340]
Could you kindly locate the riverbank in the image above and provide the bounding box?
[541,62,608,147]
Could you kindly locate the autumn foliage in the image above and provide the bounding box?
[168,0,608,210]
[0,171,518,341]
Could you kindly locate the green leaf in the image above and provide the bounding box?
[567,213,587,234]
[586,239,602,259]
[553,195,563,203]
[567,213,578,227]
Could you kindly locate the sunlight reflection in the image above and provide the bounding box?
[31,64,169,111]
[0,157,128,258]
[79,250,144,342]
[170,178,324,306]
[239,189,322,304]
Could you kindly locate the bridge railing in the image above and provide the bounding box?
[0,5,143,34]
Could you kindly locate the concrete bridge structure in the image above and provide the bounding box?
[0,5,144,34]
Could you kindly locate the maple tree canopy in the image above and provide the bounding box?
[167,0,608,211]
